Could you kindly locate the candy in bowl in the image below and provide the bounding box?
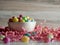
[8,15,36,32]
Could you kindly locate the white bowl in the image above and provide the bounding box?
[8,22,36,32]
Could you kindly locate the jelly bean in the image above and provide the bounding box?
[19,14,23,17]
[19,35,23,40]
[24,33,31,37]
[19,29,26,35]
[3,37,10,43]
[9,18,13,22]
[21,19,25,22]
[18,17,22,22]
[34,37,41,41]
[31,19,35,22]
[0,34,5,40]
[25,20,28,22]
[31,32,36,35]
[5,27,10,31]
[26,16,30,19]
[1,31,5,35]
[6,31,15,37]
[29,18,33,20]
[30,36,35,41]
[48,33,54,40]
[35,25,42,31]
[19,17,22,20]
[21,27,26,32]
[43,38,49,43]
[12,17,19,22]
[21,36,30,42]
[8,15,36,22]
[22,17,27,21]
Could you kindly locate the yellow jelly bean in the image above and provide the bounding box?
[21,19,25,22]
[21,36,30,42]
[12,17,19,22]
[26,16,30,19]
[29,18,33,21]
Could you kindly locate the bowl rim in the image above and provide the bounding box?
[8,21,36,23]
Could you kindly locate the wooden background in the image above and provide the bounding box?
[0,0,60,11]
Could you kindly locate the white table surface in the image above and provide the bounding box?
[0,41,60,45]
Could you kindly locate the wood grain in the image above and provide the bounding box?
[0,0,60,11]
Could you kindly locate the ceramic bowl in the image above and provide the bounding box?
[8,22,36,32]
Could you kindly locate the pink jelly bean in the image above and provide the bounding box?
[34,36,41,41]
[19,28,26,35]
[1,31,5,35]
[11,37,19,42]
[11,38,19,42]
[44,39,49,43]
[18,35,23,40]
[5,31,15,38]
[5,27,10,31]
[3,37,10,43]
[30,36,35,41]
[19,31,25,35]
[18,17,22,22]
[15,31,20,35]
[21,27,27,32]
[35,25,42,30]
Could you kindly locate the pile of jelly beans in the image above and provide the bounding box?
[0,25,60,43]
[9,15,35,22]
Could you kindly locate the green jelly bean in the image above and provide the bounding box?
[32,32,36,35]
[24,33,31,37]
[23,17,27,21]
[25,20,28,22]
